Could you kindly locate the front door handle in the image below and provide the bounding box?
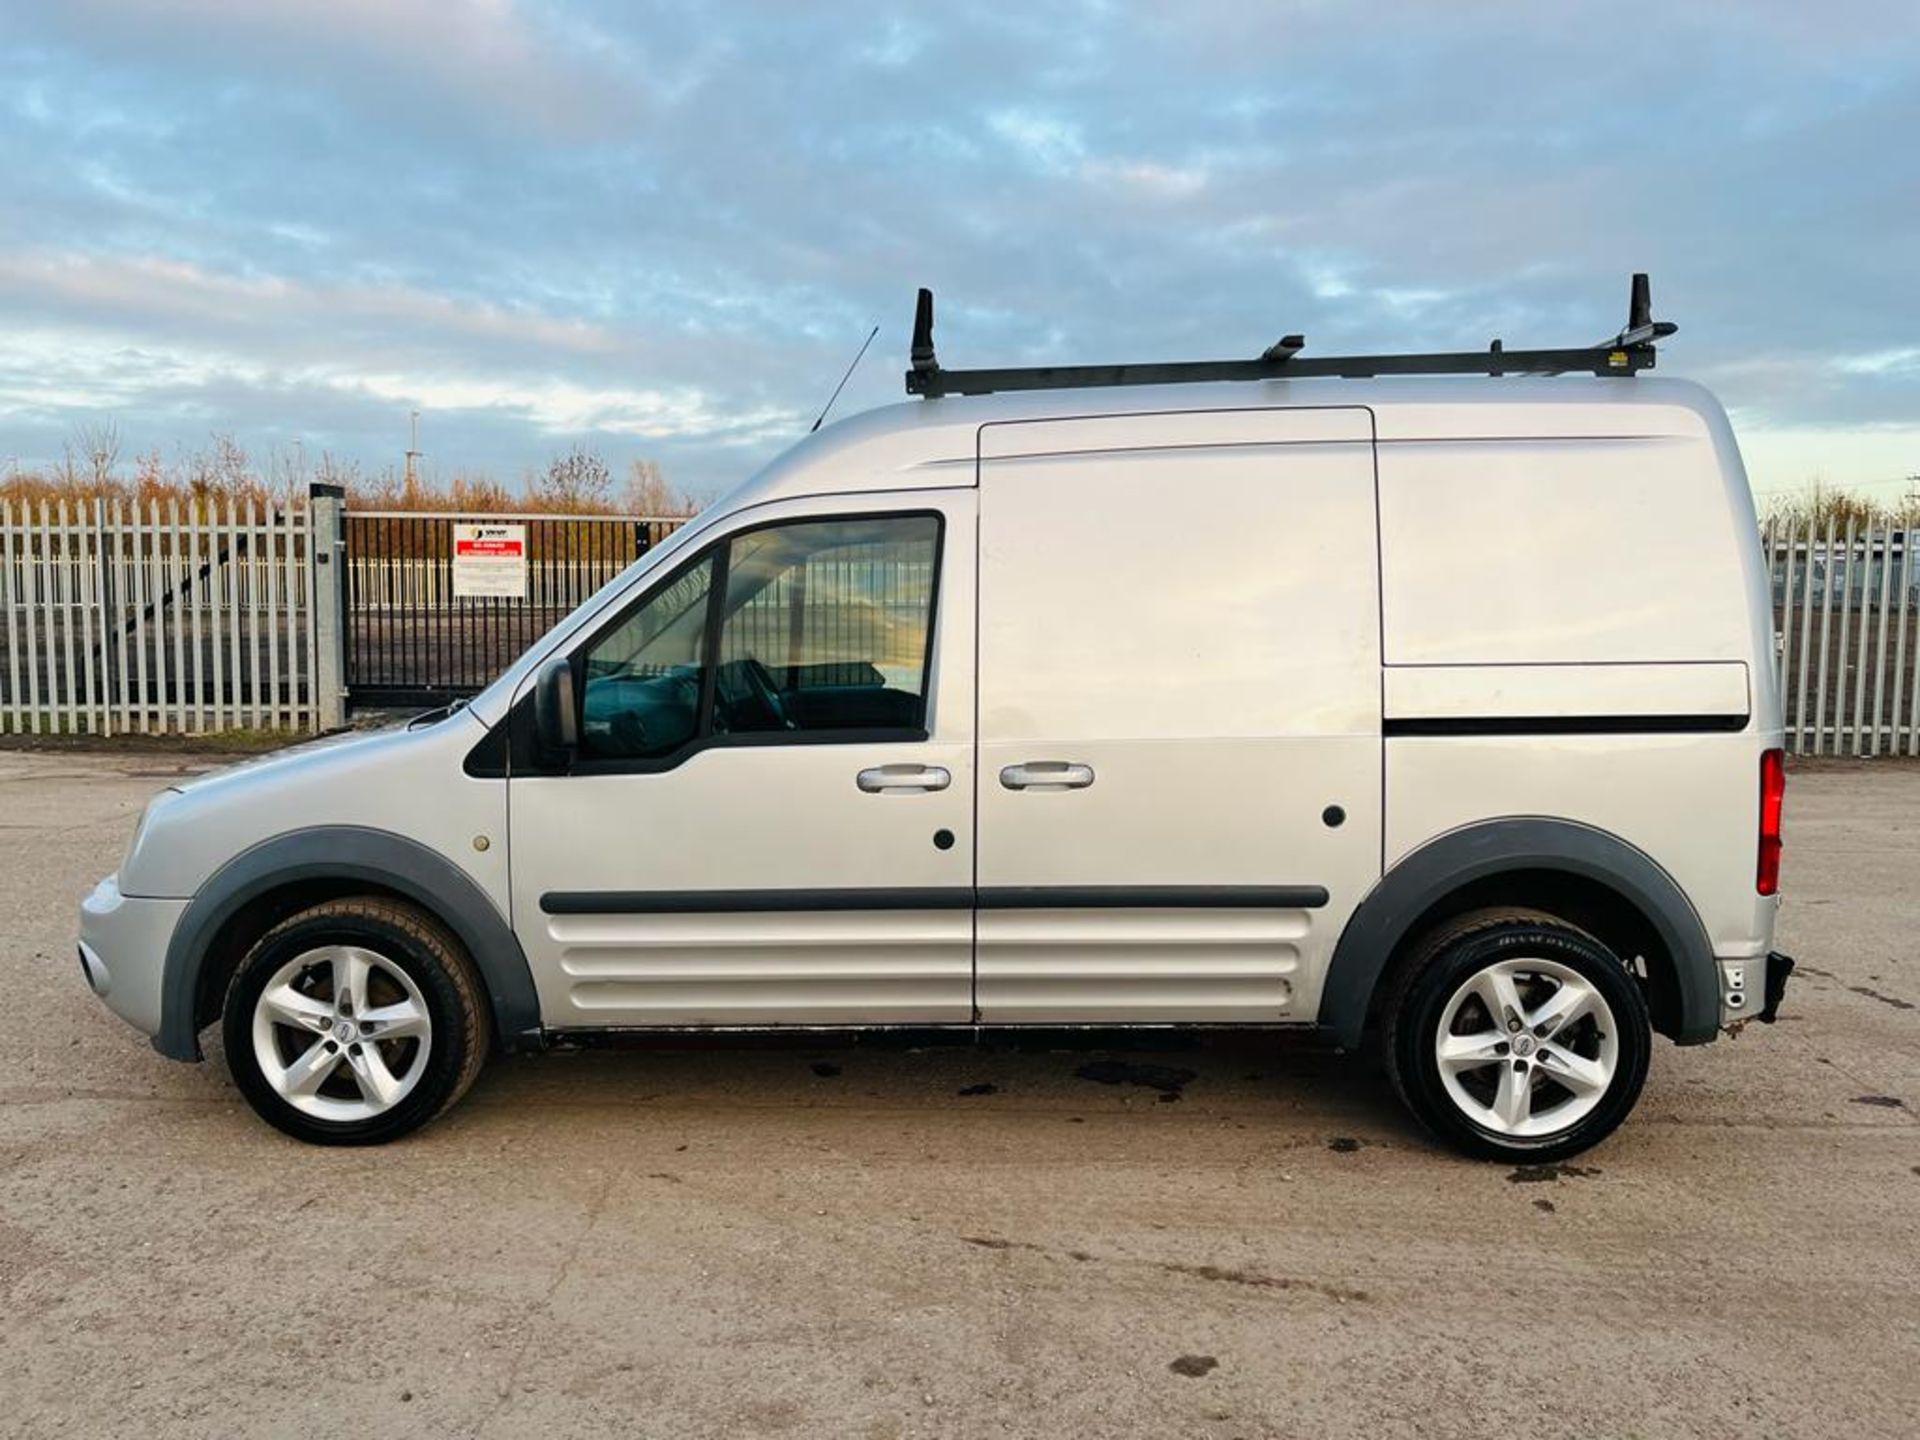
[857,764,951,794]
[999,761,1095,791]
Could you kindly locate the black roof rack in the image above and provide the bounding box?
[905,273,1676,398]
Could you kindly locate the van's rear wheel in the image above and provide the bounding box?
[1384,910,1651,1162]
[223,898,490,1145]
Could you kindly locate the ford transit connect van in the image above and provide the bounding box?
[77,281,1793,1158]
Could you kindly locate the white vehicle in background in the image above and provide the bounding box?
[77,276,1793,1158]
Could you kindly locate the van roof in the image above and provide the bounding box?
[732,374,1732,510]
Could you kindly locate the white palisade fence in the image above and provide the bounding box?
[1766,523,1917,756]
[0,497,317,736]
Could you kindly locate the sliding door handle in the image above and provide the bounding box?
[857,764,951,793]
[999,761,1095,791]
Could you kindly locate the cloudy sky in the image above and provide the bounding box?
[1,0,1915,503]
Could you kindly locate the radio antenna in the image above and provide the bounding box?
[809,325,880,433]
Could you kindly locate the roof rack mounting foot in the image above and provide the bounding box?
[1609,271,1679,349]
[910,288,938,376]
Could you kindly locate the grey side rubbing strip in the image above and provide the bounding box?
[159,826,543,1062]
[1384,713,1748,737]
[540,885,1329,915]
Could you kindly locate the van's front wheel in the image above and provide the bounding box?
[222,898,490,1145]
[1384,910,1651,1162]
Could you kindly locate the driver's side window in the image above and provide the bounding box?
[579,513,940,763]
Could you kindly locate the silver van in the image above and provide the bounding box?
[77,280,1794,1157]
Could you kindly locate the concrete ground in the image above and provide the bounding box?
[0,751,1915,1439]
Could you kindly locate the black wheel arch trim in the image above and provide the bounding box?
[155,826,543,1062]
[1320,816,1719,1049]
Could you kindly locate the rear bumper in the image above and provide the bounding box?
[77,875,188,1044]
[1758,950,1794,1024]
[1716,948,1794,1029]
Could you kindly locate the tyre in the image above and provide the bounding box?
[222,897,491,1145]
[1383,908,1651,1162]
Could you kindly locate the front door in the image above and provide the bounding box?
[972,407,1382,1024]
[508,489,976,1028]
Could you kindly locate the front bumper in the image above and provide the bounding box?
[77,875,188,1042]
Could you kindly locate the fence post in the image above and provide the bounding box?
[91,496,114,737]
[309,483,348,731]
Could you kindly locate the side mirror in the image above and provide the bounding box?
[532,655,580,760]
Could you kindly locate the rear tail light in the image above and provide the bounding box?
[1758,747,1785,895]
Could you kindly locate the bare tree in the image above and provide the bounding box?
[265,440,313,503]
[534,446,613,512]
[449,471,515,512]
[183,433,252,501]
[0,428,709,520]
[311,451,355,487]
[1764,477,1920,531]
[73,419,122,490]
[211,433,251,494]
[133,448,169,506]
[623,457,697,516]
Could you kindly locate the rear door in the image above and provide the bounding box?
[973,407,1380,1024]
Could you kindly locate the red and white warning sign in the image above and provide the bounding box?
[452,522,528,599]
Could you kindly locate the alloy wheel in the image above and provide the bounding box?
[250,945,433,1122]
[1433,956,1619,1139]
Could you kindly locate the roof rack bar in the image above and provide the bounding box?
[903,274,1672,399]
[906,345,1653,396]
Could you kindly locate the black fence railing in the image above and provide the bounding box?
[343,512,685,705]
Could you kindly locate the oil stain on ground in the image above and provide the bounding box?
[1508,1162,1601,1183]
[1170,1355,1218,1378]
[1849,986,1915,1012]
[1852,1094,1906,1108]
[1073,1060,1196,1096]
[958,1236,1368,1303]
[1157,1261,1368,1302]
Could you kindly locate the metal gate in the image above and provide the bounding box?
[342,511,686,707]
